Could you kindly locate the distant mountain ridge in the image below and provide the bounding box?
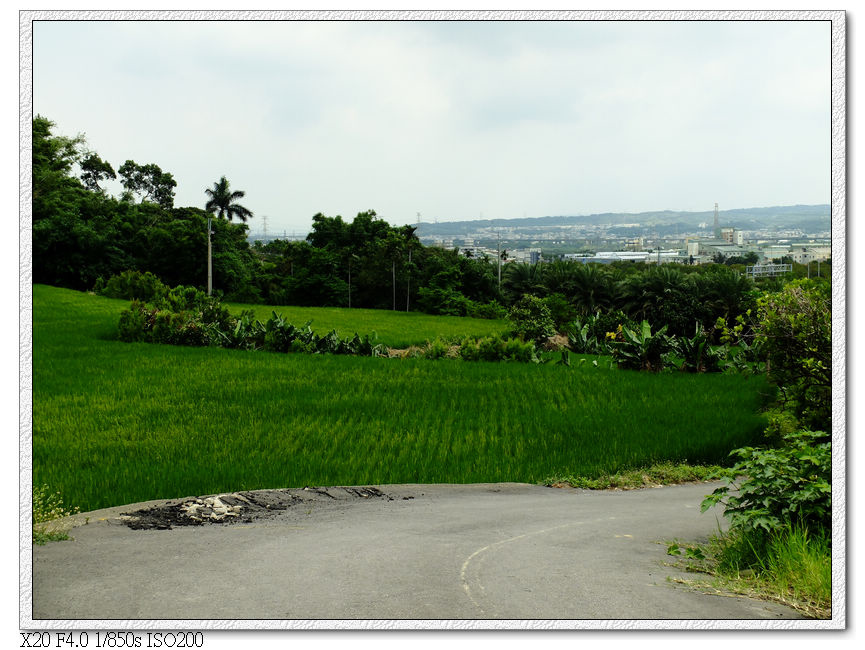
[416,204,830,236]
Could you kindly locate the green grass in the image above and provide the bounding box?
[224,300,510,348]
[668,525,832,619]
[32,285,773,513]
[545,462,724,490]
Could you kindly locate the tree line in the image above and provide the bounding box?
[32,116,828,339]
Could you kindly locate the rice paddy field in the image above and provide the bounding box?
[224,300,511,348]
[31,284,773,513]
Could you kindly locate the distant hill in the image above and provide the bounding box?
[416,204,831,237]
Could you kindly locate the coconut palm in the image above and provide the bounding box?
[205,176,253,222]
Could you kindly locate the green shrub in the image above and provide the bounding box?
[701,429,831,535]
[502,337,536,363]
[423,337,451,360]
[754,280,831,431]
[98,270,168,303]
[457,335,536,363]
[543,293,577,330]
[584,310,635,342]
[458,337,481,361]
[478,335,506,361]
[416,286,473,317]
[117,300,149,342]
[161,284,210,312]
[467,300,508,320]
[507,294,557,344]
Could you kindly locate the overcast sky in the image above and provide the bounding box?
[31,17,831,235]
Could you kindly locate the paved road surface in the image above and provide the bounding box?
[29,482,805,623]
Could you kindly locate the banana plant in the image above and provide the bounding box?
[611,320,674,372]
[566,317,603,354]
[674,324,725,373]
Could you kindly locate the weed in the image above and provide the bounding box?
[666,525,831,618]
[32,484,79,545]
[545,463,723,490]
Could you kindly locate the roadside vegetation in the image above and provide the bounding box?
[32,484,79,545]
[545,462,723,490]
[666,280,833,618]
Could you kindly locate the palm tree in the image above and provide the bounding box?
[502,262,545,303]
[205,176,253,222]
[204,176,253,294]
[571,263,615,316]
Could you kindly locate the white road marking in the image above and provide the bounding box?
[460,521,584,614]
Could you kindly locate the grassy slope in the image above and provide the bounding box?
[32,285,772,512]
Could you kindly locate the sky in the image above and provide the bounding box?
[30,17,832,236]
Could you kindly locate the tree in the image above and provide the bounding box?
[755,280,831,431]
[204,176,253,222]
[79,153,116,193]
[32,115,86,221]
[507,294,557,344]
[571,263,615,316]
[118,160,177,209]
[502,262,545,304]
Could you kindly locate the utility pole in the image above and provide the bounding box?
[406,246,412,312]
[497,231,502,290]
[207,216,213,295]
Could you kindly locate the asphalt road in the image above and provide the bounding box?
[28,482,805,623]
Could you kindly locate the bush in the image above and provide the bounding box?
[98,270,168,303]
[117,300,149,342]
[160,284,210,312]
[754,280,831,431]
[543,293,577,330]
[416,286,473,317]
[458,337,481,361]
[467,300,508,320]
[423,338,451,360]
[584,310,635,342]
[701,429,831,536]
[507,294,557,344]
[457,335,537,363]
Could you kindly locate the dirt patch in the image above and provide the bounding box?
[121,486,395,530]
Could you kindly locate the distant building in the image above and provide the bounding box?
[624,237,644,251]
[720,228,745,246]
[564,250,685,264]
[789,246,831,264]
